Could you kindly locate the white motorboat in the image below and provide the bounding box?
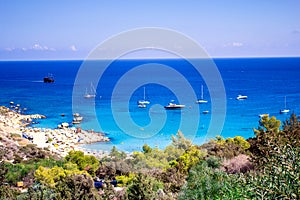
[72,113,83,124]
[236,95,248,100]
[138,103,146,108]
[164,101,185,109]
[259,113,269,118]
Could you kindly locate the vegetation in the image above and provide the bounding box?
[0,114,299,199]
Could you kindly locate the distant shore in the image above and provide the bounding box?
[0,106,110,158]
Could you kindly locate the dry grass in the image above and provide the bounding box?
[17,138,30,146]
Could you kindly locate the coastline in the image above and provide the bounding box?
[0,106,110,158]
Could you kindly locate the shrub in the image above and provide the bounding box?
[179,161,246,199]
[116,173,135,187]
[126,173,164,200]
[246,114,300,199]
[222,154,253,174]
[65,150,99,176]
[201,135,250,159]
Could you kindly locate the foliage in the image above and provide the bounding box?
[131,149,169,170]
[246,144,300,199]
[54,174,100,200]
[128,132,191,171]
[17,184,54,200]
[0,185,19,200]
[247,114,300,199]
[205,156,221,169]
[142,144,152,154]
[3,162,34,185]
[126,173,164,200]
[222,154,253,174]
[171,130,192,150]
[201,135,250,159]
[170,145,206,174]
[256,115,281,133]
[18,174,101,200]
[0,157,63,188]
[0,162,8,185]
[65,150,99,176]
[282,113,300,146]
[179,161,247,199]
[251,115,298,166]
[154,166,186,194]
[109,146,127,160]
[116,173,136,187]
[34,165,87,188]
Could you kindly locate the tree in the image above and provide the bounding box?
[142,144,152,154]
[170,146,206,174]
[109,146,127,160]
[171,131,192,150]
[65,150,99,176]
[255,115,281,133]
[246,114,300,199]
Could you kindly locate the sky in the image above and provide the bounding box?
[0,0,300,60]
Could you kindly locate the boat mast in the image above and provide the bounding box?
[143,87,146,100]
[91,82,96,95]
[284,96,287,108]
[201,85,204,100]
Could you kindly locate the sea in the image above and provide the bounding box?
[0,57,299,153]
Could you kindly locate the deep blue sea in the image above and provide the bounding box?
[0,58,299,152]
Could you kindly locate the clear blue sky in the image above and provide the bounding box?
[1,0,300,60]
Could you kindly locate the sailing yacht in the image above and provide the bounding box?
[280,96,290,114]
[137,87,150,106]
[84,82,96,98]
[196,85,208,104]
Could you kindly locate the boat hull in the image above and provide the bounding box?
[43,77,54,83]
[164,105,185,109]
[280,109,290,114]
[196,100,208,104]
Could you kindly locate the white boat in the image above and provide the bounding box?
[259,113,269,118]
[196,85,208,104]
[138,87,150,105]
[236,95,248,100]
[164,101,185,109]
[202,110,209,114]
[84,82,96,98]
[280,96,290,114]
[72,113,83,124]
[58,122,69,128]
[138,103,146,108]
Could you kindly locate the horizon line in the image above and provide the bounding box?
[1,55,300,62]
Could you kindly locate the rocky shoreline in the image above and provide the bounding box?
[0,106,110,159]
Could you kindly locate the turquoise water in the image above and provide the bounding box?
[0,58,299,152]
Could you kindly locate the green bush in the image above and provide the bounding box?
[201,135,250,159]
[179,161,246,199]
[246,144,300,199]
[126,173,164,200]
[65,150,99,176]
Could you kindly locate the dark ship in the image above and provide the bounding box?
[43,74,54,83]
